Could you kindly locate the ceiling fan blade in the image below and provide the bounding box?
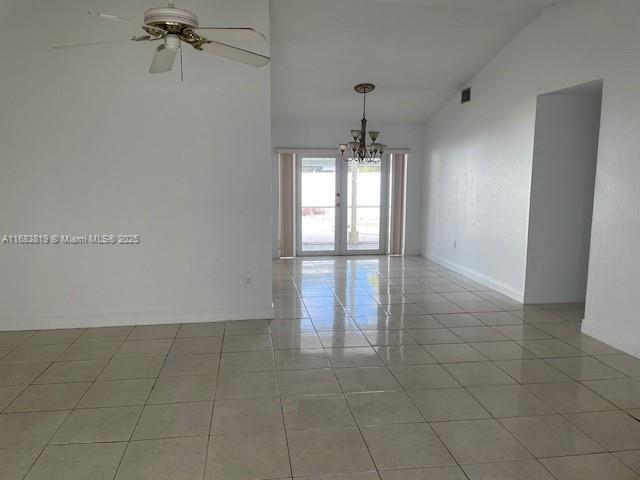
[191,27,267,42]
[52,36,156,50]
[52,39,131,49]
[89,11,167,36]
[199,40,270,67]
[150,45,178,73]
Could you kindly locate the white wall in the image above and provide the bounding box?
[525,90,601,304]
[422,0,640,356]
[0,0,273,330]
[272,123,424,257]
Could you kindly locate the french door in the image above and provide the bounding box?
[295,153,389,256]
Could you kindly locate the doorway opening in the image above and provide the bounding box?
[524,80,603,305]
[277,150,407,257]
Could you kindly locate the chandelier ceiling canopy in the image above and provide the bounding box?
[338,83,386,163]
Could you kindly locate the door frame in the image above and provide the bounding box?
[294,150,390,257]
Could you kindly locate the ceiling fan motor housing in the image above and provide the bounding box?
[144,6,199,34]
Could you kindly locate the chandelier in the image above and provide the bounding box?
[338,83,386,163]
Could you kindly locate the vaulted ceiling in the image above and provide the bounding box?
[270,0,561,124]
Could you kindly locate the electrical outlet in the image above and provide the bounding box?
[244,274,253,287]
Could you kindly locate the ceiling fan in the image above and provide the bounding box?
[53,2,270,77]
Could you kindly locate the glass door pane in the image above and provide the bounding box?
[344,159,386,252]
[298,156,339,253]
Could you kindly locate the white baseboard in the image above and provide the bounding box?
[425,252,525,303]
[582,317,640,358]
[0,305,275,332]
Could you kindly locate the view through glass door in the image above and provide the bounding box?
[296,153,388,256]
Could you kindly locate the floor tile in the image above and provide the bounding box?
[25,329,84,346]
[76,326,132,343]
[2,344,68,364]
[0,331,36,347]
[374,345,435,365]
[132,401,212,440]
[222,334,273,352]
[564,410,640,450]
[431,419,532,465]
[526,382,615,413]
[469,341,537,360]
[26,442,126,480]
[325,347,383,367]
[6,382,90,412]
[472,312,525,326]
[468,385,554,417]
[0,363,50,386]
[279,368,341,395]
[53,407,141,445]
[224,319,271,336]
[275,348,329,370]
[517,339,583,358]
[583,378,640,408]
[494,325,551,341]
[177,322,225,338]
[380,466,466,480]
[335,367,400,393]
[35,359,108,384]
[0,410,68,447]
[541,453,640,480]
[283,394,355,430]
[363,330,417,346]
[406,329,462,345]
[462,460,556,480]
[217,371,278,399]
[212,396,283,434]
[424,344,487,363]
[127,324,179,340]
[207,430,290,480]
[362,423,455,470]
[0,385,23,409]
[160,354,220,376]
[449,326,507,342]
[409,388,490,421]
[546,356,625,381]
[435,314,484,327]
[0,446,43,479]
[116,436,207,480]
[269,318,316,334]
[147,374,216,404]
[494,359,572,383]
[99,356,164,380]
[58,342,120,361]
[500,415,603,457]
[170,337,223,355]
[597,354,640,377]
[79,378,154,408]
[347,391,423,425]
[115,340,172,358]
[219,351,273,374]
[288,427,375,477]
[615,450,640,476]
[444,362,516,386]
[390,364,459,389]
[563,336,622,355]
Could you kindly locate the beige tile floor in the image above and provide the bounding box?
[0,256,640,479]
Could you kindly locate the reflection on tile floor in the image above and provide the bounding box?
[1,256,640,479]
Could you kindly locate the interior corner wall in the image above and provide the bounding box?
[0,0,273,330]
[524,92,602,305]
[272,123,424,257]
[421,0,640,356]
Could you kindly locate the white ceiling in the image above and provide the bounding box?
[270,0,561,125]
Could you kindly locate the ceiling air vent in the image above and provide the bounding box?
[461,87,471,104]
